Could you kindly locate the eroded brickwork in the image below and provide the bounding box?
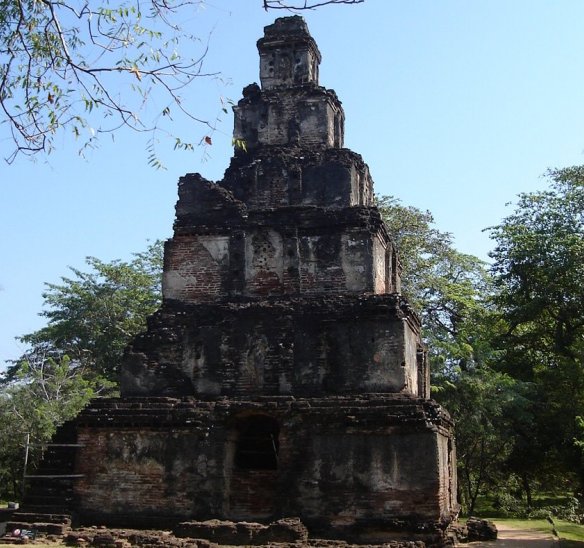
[73,396,454,544]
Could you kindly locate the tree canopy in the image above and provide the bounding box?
[488,166,584,495]
[377,195,494,376]
[3,240,163,386]
[0,355,100,500]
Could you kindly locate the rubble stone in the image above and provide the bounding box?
[466,517,497,542]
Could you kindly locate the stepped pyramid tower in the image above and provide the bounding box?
[20,16,458,546]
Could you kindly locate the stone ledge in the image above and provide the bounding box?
[75,394,453,432]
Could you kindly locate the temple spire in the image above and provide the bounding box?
[257,16,321,89]
[234,16,343,150]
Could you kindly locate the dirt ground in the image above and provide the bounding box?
[464,521,559,547]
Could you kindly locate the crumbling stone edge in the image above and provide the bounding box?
[3,517,495,546]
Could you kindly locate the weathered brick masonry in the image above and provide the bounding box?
[72,395,453,539]
[22,15,459,546]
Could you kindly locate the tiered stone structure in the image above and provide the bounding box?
[21,16,458,546]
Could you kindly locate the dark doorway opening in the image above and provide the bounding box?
[235,415,280,470]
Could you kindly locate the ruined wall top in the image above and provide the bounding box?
[257,16,321,89]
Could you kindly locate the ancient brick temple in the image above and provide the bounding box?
[22,16,458,546]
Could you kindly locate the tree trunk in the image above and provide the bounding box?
[521,474,532,508]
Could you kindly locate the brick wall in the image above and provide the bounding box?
[72,395,456,540]
[123,294,424,398]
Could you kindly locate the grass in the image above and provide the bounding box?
[495,517,555,533]
[466,494,584,544]
[557,521,584,542]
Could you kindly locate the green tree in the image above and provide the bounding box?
[0,355,99,500]
[440,367,530,514]
[489,167,584,368]
[0,241,163,500]
[488,166,584,495]
[377,195,494,375]
[4,240,163,386]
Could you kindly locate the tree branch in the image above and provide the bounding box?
[264,0,364,10]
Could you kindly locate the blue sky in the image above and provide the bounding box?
[2,0,584,367]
